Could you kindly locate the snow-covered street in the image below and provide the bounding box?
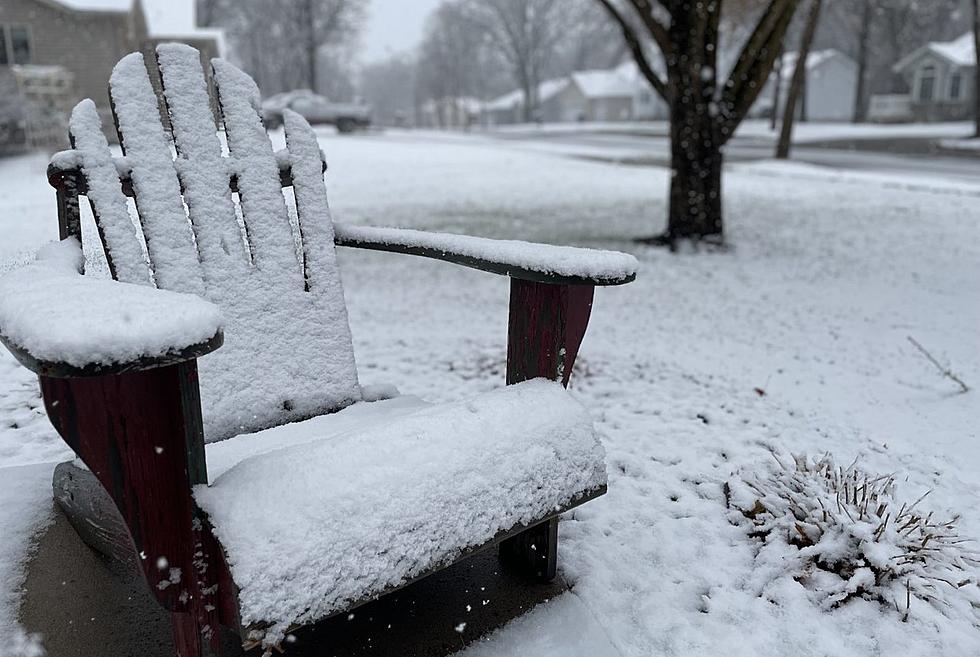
[1,128,978,656]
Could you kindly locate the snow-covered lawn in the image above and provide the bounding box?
[1,130,978,656]
[940,137,980,153]
[483,118,975,144]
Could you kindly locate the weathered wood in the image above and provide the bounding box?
[505,279,594,387]
[1,331,223,379]
[53,460,139,570]
[499,518,558,581]
[500,279,595,579]
[39,360,228,654]
[52,169,81,241]
[336,232,634,287]
[46,157,324,201]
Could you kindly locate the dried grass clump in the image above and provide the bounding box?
[726,453,980,625]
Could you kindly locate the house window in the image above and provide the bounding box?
[918,64,936,102]
[950,72,962,100]
[0,25,32,65]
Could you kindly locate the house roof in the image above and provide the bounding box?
[778,49,849,79]
[50,0,133,11]
[894,32,976,72]
[571,70,635,99]
[484,77,570,111]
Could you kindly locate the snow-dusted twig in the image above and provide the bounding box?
[907,336,969,393]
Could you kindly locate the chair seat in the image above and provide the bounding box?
[194,379,606,642]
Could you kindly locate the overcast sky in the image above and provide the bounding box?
[361,0,443,63]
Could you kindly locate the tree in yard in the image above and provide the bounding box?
[776,0,822,159]
[461,0,571,122]
[597,0,800,247]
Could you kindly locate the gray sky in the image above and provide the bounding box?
[361,0,443,63]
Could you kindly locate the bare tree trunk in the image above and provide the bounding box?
[852,0,872,123]
[598,0,800,247]
[661,8,724,246]
[776,0,822,159]
[520,76,534,122]
[771,48,783,131]
[974,0,980,136]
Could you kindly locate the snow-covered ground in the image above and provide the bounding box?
[1,129,978,656]
[484,118,975,144]
[940,137,980,153]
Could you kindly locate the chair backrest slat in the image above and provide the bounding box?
[108,53,204,295]
[282,110,343,294]
[67,100,152,286]
[63,46,361,443]
[155,44,249,281]
[210,59,304,287]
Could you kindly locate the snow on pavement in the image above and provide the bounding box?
[1,130,978,656]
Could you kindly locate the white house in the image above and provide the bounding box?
[482,64,664,125]
[889,32,975,122]
[755,49,858,122]
[482,78,569,125]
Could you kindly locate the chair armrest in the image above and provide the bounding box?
[0,239,223,377]
[333,223,638,286]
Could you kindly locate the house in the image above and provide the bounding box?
[418,97,482,129]
[0,0,222,147]
[890,32,975,122]
[614,60,668,120]
[483,78,570,125]
[482,65,664,126]
[755,49,858,122]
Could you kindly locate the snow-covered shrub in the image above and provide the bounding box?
[726,454,980,625]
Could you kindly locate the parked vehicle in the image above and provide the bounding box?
[262,89,371,133]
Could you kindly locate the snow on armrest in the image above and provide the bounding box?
[0,239,223,377]
[334,223,638,286]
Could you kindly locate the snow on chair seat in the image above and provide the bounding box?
[195,379,606,644]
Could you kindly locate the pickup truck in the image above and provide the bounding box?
[262,90,371,133]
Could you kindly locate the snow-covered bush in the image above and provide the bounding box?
[726,454,980,625]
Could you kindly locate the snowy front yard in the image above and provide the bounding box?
[1,129,978,656]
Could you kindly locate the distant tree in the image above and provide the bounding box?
[851,0,872,122]
[361,56,418,127]
[776,0,822,158]
[597,0,800,247]
[197,0,366,97]
[293,0,367,94]
[461,0,571,121]
[417,2,493,109]
[560,2,630,72]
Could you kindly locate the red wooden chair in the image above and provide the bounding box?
[0,44,636,656]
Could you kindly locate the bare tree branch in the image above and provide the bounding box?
[718,0,799,143]
[597,0,668,100]
[908,336,970,394]
[626,0,673,56]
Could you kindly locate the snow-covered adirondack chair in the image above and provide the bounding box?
[0,45,636,656]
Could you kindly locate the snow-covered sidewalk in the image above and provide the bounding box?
[1,131,978,656]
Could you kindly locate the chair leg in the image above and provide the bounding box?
[499,517,558,582]
[171,611,221,657]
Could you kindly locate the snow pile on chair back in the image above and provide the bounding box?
[194,379,606,646]
[67,44,360,441]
